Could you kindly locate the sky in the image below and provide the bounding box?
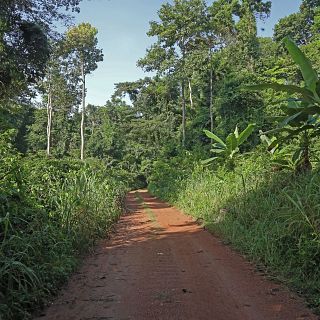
[67,0,302,106]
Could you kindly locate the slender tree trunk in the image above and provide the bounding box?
[80,62,86,161]
[297,132,312,173]
[208,47,214,144]
[188,78,193,108]
[46,80,52,156]
[181,45,187,148]
[209,68,213,133]
[181,79,186,148]
[91,121,95,135]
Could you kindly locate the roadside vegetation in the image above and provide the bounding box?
[0,131,126,319]
[1,0,320,318]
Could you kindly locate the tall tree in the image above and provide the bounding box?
[64,23,103,160]
[204,0,236,133]
[274,0,320,45]
[138,0,207,147]
[0,0,82,99]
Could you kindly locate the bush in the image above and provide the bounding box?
[0,138,127,320]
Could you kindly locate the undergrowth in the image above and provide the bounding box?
[0,136,127,320]
[148,153,320,312]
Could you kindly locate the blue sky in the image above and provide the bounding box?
[70,0,302,106]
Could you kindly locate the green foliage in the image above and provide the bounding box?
[248,37,320,172]
[64,23,103,73]
[0,0,81,99]
[274,0,320,45]
[0,139,126,320]
[203,123,255,166]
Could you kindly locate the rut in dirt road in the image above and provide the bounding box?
[36,190,317,320]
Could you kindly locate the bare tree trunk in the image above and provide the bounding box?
[188,78,193,108]
[46,80,52,156]
[208,47,214,144]
[80,62,86,161]
[181,79,186,148]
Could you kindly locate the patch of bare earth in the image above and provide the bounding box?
[35,190,317,320]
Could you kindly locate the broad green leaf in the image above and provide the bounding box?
[234,126,239,139]
[260,133,278,153]
[212,143,225,149]
[201,157,218,165]
[210,148,225,154]
[246,83,314,101]
[203,130,226,147]
[302,105,320,115]
[271,125,315,147]
[260,134,270,146]
[238,123,255,146]
[284,37,318,91]
[267,136,286,150]
[316,80,320,96]
[273,159,291,167]
[226,133,238,153]
[263,127,287,136]
[278,112,303,128]
[292,149,303,163]
[287,99,302,110]
[229,147,240,159]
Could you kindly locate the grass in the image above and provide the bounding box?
[0,157,127,320]
[148,153,320,312]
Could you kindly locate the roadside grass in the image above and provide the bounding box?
[148,153,320,312]
[0,157,127,320]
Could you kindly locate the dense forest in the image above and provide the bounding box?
[1,0,320,318]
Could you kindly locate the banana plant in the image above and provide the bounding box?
[260,132,305,171]
[247,37,320,172]
[203,123,256,166]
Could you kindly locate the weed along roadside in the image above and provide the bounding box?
[0,158,127,320]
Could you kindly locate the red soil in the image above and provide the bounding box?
[36,190,317,320]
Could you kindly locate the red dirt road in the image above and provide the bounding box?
[36,190,317,320]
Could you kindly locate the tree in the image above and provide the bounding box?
[203,123,256,168]
[0,0,82,98]
[86,105,113,159]
[248,37,320,172]
[64,23,103,160]
[138,0,207,147]
[274,0,320,45]
[43,45,59,157]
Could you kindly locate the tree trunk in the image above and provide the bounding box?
[297,132,312,173]
[46,80,52,157]
[207,47,214,143]
[188,78,193,108]
[209,68,214,134]
[181,79,186,148]
[80,62,86,161]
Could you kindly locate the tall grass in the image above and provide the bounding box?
[149,153,320,311]
[0,156,126,320]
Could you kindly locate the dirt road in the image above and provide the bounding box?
[36,190,317,320]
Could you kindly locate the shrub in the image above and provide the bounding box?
[0,143,126,319]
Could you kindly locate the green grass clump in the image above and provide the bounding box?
[149,153,320,311]
[0,152,126,319]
